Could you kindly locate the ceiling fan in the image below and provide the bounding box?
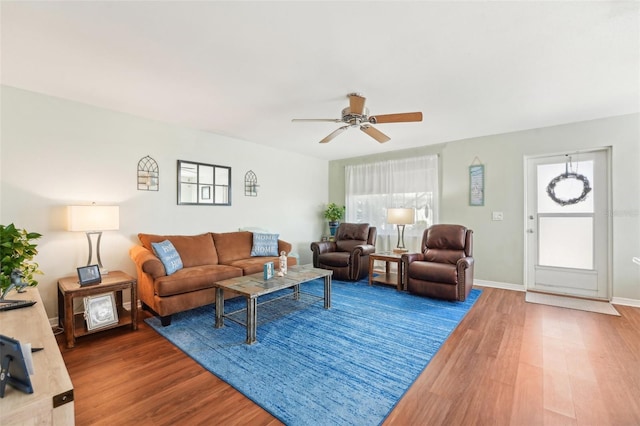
[292,93,423,144]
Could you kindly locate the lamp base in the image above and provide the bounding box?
[393,248,409,254]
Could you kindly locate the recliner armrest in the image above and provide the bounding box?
[457,256,474,270]
[353,244,376,256]
[310,241,337,254]
[401,252,425,264]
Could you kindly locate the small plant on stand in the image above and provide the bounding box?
[0,223,43,299]
[323,203,345,239]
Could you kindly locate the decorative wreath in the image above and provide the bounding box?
[546,172,592,206]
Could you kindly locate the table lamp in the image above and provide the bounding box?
[67,204,119,274]
[387,208,415,253]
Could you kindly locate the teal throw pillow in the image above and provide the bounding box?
[151,240,183,275]
[251,233,279,257]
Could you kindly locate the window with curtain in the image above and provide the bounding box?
[345,155,439,253]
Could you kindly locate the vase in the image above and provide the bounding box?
[328,221,339,237]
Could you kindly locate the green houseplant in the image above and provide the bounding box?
[0,223,43,299]
[323,203,345,237]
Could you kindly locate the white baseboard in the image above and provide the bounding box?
[611,297,640,308]
[473,279,525,292]
[474,280,640,308]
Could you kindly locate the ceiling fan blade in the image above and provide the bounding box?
[320,126,349,144]
[349,94,366,115]
[292,118,343,123]
[368,112,423,124]
[360,124,390,143]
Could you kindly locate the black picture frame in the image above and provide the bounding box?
[77,265,102,286]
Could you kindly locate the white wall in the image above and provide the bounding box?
[330,114,640,302]
[0,86,329,317]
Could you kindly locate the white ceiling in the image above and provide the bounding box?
[2,1,638,161]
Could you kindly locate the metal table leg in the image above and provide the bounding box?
[324,275,331,309]
[246,296,257,344]
[215,287,224,328]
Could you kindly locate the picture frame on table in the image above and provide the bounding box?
[263,261,274,280]
[77,264,102,286]
[83,293,119,331]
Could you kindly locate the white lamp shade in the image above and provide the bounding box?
[67,205,119,231]
[386,208,415,225]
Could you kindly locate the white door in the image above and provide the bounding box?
[525,149,610,299]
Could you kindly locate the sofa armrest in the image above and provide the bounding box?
[277,239,293,255]
[129,245,166,279]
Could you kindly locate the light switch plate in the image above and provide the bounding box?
[492,211,504,221]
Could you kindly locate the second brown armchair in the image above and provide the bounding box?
[311,223,377,281]
[402,224,474,301]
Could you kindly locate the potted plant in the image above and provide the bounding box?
[323,203,345,237]
[0,223,42,299]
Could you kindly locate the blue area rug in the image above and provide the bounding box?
[145,278,481,425]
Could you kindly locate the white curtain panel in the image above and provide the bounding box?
[345,155,439,254]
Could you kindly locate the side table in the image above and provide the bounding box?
[369,252,404,291]
[58,270,137,348]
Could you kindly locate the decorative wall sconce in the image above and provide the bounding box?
[138,155,159,191]
[244,170,259,197]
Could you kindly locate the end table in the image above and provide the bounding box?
[58,270,137,348]
[369,252,404,291]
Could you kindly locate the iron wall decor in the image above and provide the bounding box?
[137,155,159,191]
[244,170,259,196]
[177,160,231,205]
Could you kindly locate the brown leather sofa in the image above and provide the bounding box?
[310,223,377,281]
[401,224,474,301]
[129,231,297,326]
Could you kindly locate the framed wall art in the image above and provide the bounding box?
[469,164,485,206]
[177,160,231,205]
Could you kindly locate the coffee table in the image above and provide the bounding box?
[213,264,332,344]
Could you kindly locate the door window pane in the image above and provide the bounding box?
[538,216,593,269]
[537,161,593,213]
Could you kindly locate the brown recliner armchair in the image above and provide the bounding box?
[402,224,474,301]
[310,223,377,281]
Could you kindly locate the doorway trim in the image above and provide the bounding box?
[523,147,613,300]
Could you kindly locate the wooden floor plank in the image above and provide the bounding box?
[57,287,640,426]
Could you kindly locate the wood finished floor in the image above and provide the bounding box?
[57,287,640,426]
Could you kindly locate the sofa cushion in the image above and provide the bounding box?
[153,264,242,297]
[227,255,297,276]
[139,233,218,267]
[212,231,253,264]
[250,233,280,256]
[151,240,183,275]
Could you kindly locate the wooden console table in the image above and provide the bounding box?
[0,287,75,425]
[57,271,137,349]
